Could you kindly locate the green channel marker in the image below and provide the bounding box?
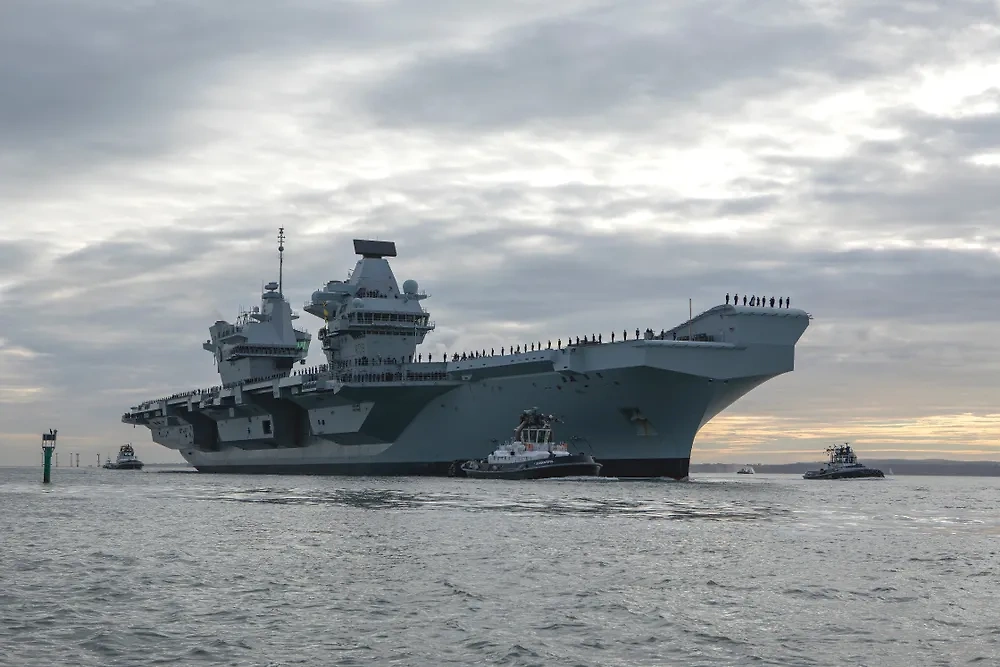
[42,429,57,484]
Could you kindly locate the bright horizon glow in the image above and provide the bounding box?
[696,413,1000,463]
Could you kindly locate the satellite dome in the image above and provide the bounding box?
[402,279,419,295]
[352,297,364,309]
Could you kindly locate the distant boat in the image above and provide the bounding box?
[803,443,883,480]
[103,444,144,470]
[737,466,755,475]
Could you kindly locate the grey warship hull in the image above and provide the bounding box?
[124,308,809,480]
[123,235,809,479]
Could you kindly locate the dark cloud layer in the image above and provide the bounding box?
[0,0,525,195]
[365,7,855,129]
[2,0,1000,463]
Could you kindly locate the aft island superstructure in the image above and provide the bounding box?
[122,231,811,479]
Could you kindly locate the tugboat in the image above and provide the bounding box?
[103,444,144,470]
[460,408,602,480]
[737,466,755,475]
[803,443,883,480]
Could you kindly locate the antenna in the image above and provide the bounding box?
[277,227,286,297]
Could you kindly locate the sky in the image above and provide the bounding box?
[2,0,1000,466]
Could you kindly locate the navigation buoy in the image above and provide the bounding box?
[41,429,57,484]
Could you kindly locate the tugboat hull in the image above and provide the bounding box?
[103,443,145,470]
[461,454,602,480]
[110,462,144,470]
[803,468,883,480]
[802,443,884,480]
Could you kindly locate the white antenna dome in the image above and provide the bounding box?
[402,279,418,295]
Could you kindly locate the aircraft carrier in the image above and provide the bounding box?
[122,230,811,479]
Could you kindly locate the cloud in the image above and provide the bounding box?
[2,0,1000,465]
[363,1,860,130]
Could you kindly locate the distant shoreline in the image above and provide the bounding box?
[691,459,1000,476]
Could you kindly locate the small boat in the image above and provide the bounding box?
[103,444,144,470]
[461,408,602,480]
[737,466,755,475]
[803,443,883,480]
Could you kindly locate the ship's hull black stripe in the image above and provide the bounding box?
[193,457,690,480]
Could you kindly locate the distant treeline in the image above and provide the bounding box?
[692,460,1000,476]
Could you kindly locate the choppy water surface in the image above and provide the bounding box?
[1,468,998,666]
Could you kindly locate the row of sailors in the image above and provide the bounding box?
[220,365,328,389]
[325,329,665,366]
[144,316,727,403]
[136,320,711,403]
[336,371,449,383]
[439,328,680,361]
[138,322,684,403]
[133,364,332,408]
[728,293,791,308]
[139,386,229,407]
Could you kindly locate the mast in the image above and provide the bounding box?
[277,227,285,297]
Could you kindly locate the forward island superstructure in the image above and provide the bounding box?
[123,231,811,479]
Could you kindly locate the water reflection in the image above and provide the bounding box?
[202,485,789,521]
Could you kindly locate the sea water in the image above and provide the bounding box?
[1,467,997,666]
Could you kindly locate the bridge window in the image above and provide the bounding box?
[262,419,272,435]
